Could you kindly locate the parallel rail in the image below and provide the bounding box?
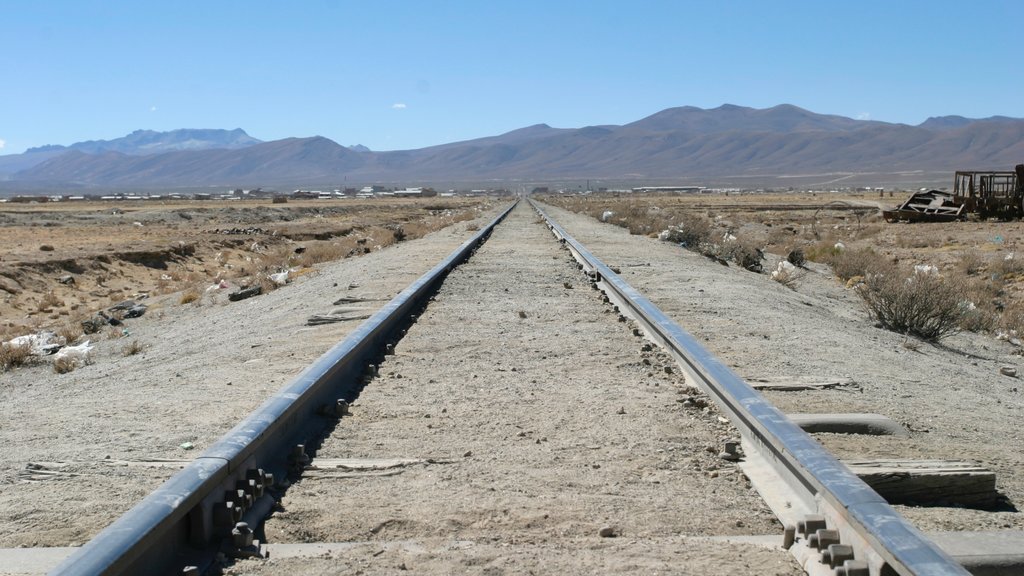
[52,201,517,576]
[53,199,971,575]
[529,200,969,576]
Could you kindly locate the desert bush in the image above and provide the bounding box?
[661,213,714,248]
[180,288,201,305]
[56,321,84,345]
[957,251,987,276]
[719,239,764,272]
[52,354,77,374]
[38,291,63,312]
[295,242,349,267]
[992,254,1024,279]
[804,240,842,264]
[122,340,145,356]
[1,342,32,372]
[858,268,966,341]
[830,247,888,281]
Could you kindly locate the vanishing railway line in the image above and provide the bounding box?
[34,201,1022,575]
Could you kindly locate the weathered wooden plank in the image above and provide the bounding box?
[748,377,858,391]
[845,459,999,508]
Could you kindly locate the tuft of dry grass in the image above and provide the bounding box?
[122,340,145,356]
[1,342,33,372]
[179,287,201,305]
[56,321,84,345]
[52,354,77,374]
[37,291,63,313]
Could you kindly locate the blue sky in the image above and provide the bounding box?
[2,0,1021,154]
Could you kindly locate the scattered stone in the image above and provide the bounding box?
[40,245,55,252]
[616,406,626,415]
[57,275,75,285]
[598,525,617,538]
[664,366,673,374]
[1000,366,1018,378]
[179,442,194,450]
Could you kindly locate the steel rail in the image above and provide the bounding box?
[52,201,518,576]
[530,200,969,576]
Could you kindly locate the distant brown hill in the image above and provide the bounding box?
[7,104,1024,187]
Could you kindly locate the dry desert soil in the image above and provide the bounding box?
[1,193,1022,575]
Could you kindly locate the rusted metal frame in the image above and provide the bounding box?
[529,199,969,576]
[52,201,518,576]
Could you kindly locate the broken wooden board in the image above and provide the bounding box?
[845,459,999,509]
[301,457,454,480]
[307,311,373,325]
[747,377,859,392]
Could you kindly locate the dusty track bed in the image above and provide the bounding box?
[229,203,799,575]
[538,203,1024,534]
[0,207,500,549]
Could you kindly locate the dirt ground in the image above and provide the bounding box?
[2,192,1022,575]
[0,197,490,342]
[537,200,1024,535]
[226,203,800,575]
[0,199,499,551]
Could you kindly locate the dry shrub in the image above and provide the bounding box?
[53,354,77,374]
[38,291,63,312]
[661,213,713,248]
[999,301,1024,335]
[720,239,764,272]
[465,222,481,231]
[993,254,1024,280]
[122,340,145,356]
[829,247,888,281]
[56,321,84,345]
[295,242,349,267]
[1,343,33,371]
[958,251,987,276]
[772,262,805,289]
[180,288,201,305]
[804,240,842,264]
[859,268,966,341]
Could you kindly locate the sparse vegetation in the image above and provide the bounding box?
[1,342,33,372]
[859,267,966,341]
[179,288,201,305]
[122,340,145,356]
[52,354,77,374]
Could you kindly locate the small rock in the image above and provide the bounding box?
[719,451,740,462]
[598,525,617,538]
[1000,366,1018,378]
[180,442,194,450]
[664,366,673,374]
[463,451,472,457]
[616,406,626,415]
[57,275,75,285]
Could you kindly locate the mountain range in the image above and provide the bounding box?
[3,104,1023,188]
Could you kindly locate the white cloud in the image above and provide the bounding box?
[856,112,871,120]
[0,138,5,149]
[391,103,407,110]
[150,106,158,112]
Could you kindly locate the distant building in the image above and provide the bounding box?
[631,186,704,193]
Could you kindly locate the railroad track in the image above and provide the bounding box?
[26,200,1021,575]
